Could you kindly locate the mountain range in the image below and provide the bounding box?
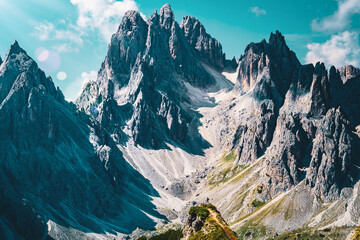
[1,3,360,240]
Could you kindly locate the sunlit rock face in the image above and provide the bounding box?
[210,30,360,201]
[77,4,360,211]
[2,3,360,239]
[223,31,301,165]
[77,3,228,152]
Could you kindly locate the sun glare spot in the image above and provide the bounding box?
[36,48,49,62]
[57,71,67,81]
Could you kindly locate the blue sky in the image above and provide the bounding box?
[0,0,359,100]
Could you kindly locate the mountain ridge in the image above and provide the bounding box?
[1,3,360,240]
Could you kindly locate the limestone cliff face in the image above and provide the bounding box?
[236,31,300,100]
[306,108,358,201]
[3,3,360,239]
[338,65,360,83]
[212,30,360,201]
[228,31,301,165]
[264,62,331,194]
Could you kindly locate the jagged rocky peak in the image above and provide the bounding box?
[328,64,360,125]
[7,40,23,55]
[0,40,64,104]
[3,40,33,71]
[262,58,360,200]
[228,32,301,166]
[0,41,164,238]
[180,15,225,70]
[117,10,147,37]
[159,3,174,29]
[309,62,330,116]
[97,9,148,90]
[338,65,360,83]
[284,62,330,117]
[236,31,300,98]
[78,3,220,151]
[96,2,222,93]
[269,30,287,52]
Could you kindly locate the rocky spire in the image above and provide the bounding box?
[236,31,300,100]
[328,64,360,125]
[147,9,159,24]
[97,9,148,90]
[338,65,360,83]
[8,40,23,55]
[3,40,28,65]
[180,16,225,70]
[0,41,64,105]
[160,3,174,29]
[118,10,146,33]
[269,30,287,49]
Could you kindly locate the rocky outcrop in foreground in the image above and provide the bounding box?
[182,204,238,240]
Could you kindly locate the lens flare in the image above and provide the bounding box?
[37,49,49,62]
[35,48,61,73]
[57,71,67,81]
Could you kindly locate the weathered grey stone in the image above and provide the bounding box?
[230,31,300,165]
[306,108,358,201]
[0,41,164,238]
[180,16,225,70]
[77,4,216,152]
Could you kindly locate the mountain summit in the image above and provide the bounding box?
[1,3,360,240]
[77,3,231,153]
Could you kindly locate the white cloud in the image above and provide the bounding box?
[52,43,80,53]
[311,0,360,32]
[64,70,98,101]
[71,0,139,41]
[32,20,83,52]
[250,7,266,17]
[80,71,98,87]
[305,31,360,68]
[32,0,140,52]
[33,21,55,41]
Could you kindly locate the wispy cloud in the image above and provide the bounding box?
[52,43,80,53]
[32,20,83,52]
[32,0,140,52]
[250,7,266,17]
[305,31,360,68]
[71,0,140,41]
[311,0,360,32]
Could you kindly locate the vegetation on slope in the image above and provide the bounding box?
[350,226,360,239]
[189,206,210,220]
[136,229,183,240]
[275,227,354,240]
[222,150,238,162]
[251,199,266,208]
[186,203,239,240]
